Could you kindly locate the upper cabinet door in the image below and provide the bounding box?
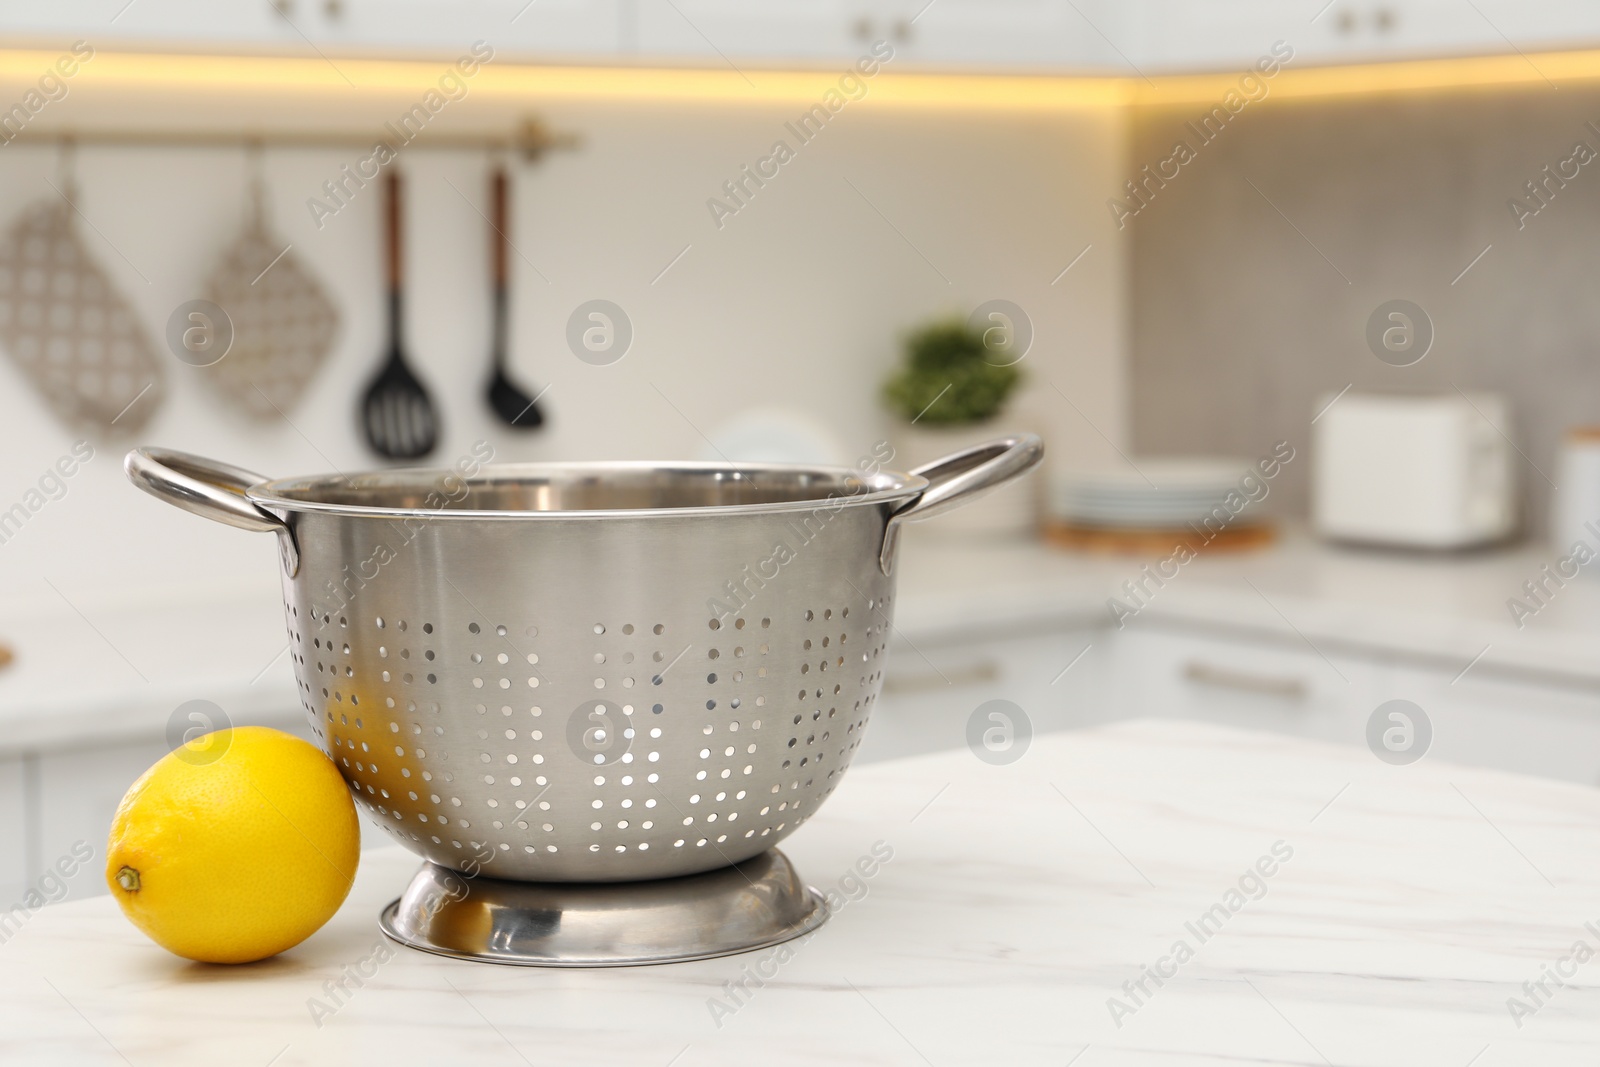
[6,0,621,59]
[901,0,1134,73]
[1266,1,1511,67]
[630,0,1131,71]
[5,0,291,47]
[328,0,621,59]
[631,0,865,65]
[1131,0,1300,71]
[1468,0,1600,53]
[1133,0,1600,73]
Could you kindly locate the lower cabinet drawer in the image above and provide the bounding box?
[1383,663,1600,786]
[1117,623,1600,785]
[1113,625,1383,747]
[0,758,26,906]
[37,740,171,903]
[862,625,1108,764]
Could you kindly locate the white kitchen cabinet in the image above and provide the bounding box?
[632,0,1127,70]
[1132,0,1600,73]
[1112,620,1600,786]
[1111,622,1384,747]
[632,0,870,66]
[5,0,620,59]
[7,0,1600,70]
[905,0,1128,72]
[1303,1,1498,64]
[36,739,169,903]
[1381,661,1600,786]
[0,758,26,907]
[1488,2,1600,52]
[1128,0,1294,72]
[2,0,293,48]
[330,0,620,59]
[1262,1,1501,67]
[862,623,1107,764]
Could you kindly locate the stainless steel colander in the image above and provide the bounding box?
[127,437,1040,886]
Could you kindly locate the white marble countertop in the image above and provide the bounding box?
[4,719,1598,1066]
[893,528,1600,686]
[5,526,1600,753]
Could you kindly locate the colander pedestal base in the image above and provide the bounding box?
[378,848,828,967]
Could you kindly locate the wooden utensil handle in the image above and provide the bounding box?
[491,168,507,287]
[386,169,402,291]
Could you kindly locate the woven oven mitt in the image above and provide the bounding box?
[0,187,165,432]
[202,189,339,420]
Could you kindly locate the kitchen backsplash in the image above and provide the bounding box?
[1125,83,1600,538]
[0,101,1124,611]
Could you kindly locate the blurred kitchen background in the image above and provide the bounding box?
[6,1,1600,900]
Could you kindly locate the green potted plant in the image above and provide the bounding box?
[883,317,1034,536]
[883,319,1023,429]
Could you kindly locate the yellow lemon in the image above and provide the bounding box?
[106,725,360,964]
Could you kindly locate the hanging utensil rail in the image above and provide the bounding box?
[18,117,580,162]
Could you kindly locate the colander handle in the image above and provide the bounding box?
[124,448,300,577]
[879,433,1044,575]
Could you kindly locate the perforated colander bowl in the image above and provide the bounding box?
[127,437,1040,883]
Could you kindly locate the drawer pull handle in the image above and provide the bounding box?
[882,660,999,695]
[1182,661,1307,700]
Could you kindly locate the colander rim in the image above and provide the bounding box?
[245,458,931,520]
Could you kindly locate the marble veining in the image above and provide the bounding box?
[2,719,1599,1065]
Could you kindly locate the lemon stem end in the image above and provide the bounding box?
[115,866,140,893]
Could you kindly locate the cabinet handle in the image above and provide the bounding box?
[1182,661,1307,700]
[882,660,999,695]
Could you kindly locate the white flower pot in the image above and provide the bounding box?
[889,418,1039,539]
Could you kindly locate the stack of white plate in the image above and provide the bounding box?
[1050,458,1253,529]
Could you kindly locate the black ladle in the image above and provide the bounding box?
[361,169,439,459]
[485,167,545,429]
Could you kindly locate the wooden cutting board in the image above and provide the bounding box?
[1045,520,1275,555]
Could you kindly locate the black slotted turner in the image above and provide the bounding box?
[362,169,438,459]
